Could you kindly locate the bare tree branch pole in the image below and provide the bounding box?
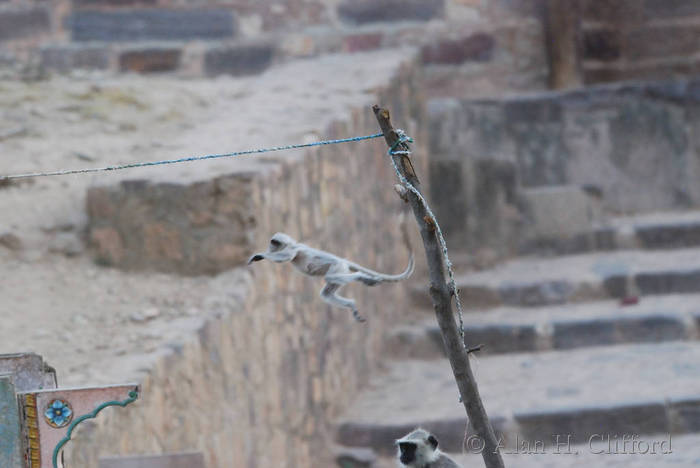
[373,105,505,468]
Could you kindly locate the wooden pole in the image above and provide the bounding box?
[373,105,505,468]
[544,0,583,89]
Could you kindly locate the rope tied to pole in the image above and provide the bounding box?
[387,129,466,341]
[0,133,384,181]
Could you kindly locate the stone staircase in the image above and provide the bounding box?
[333,210,700,467]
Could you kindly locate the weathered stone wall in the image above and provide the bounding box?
[0,1,53,66]
[0,0,549,95]
[7,0,700,91]
[428,78,700,254]
[577,0,700,84]
[67,60,426,468]
[420,0,549,98]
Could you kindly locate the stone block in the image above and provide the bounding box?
[342,33,383,53]
[615,315,686,343]
[0,233,22,251]
[552,319,616,350]
[580,0,644,23]
[636,270,700,295]
[69,9,236,42]
[204,44,274,77]
[41,45,111,73]
[428,160,467,242]
[499,280,574,307]
[593,228,616,250]
[336,423,416,455]
[386,326,445,359]
[521,186,601,240]
[518,234,594,256]
[119,47,182,73]
[444,80,700,212]
[0,5,50,42]
[458,285,502,309]
[0,353,56,392]
[636,222,700,249]
[642,0,700,19]
[515,402,669,444]
[337,0,445,25]
[465,324,538,354]
[421,33,495,65]
[626,25,700,61]
[87,175,258,274]
[602,275,627,298]
[669,397,700,432]
[334,446,376,468]
[582,29,621,62]
[74,0,157,6]
[90,226,126,265]
[99,452,205,468]
[472,158,519,252]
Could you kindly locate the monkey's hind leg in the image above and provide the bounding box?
[320,282,366,323]
[325,271,380,286]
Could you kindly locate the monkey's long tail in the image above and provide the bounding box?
[382,253,415,281]
[352,217,415,281]
[351,253,415,282]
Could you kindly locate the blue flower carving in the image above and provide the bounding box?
[45,400,73,428]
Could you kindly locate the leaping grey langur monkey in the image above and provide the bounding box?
[396,428,464,468]
[247,228,414,322]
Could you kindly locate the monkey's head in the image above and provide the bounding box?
[396,428,440,467]
[248,232,298,264]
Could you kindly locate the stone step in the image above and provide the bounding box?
[412,247,700,309]
[335,342,700,455]
[374,433,700,468]
[386,294,700,358]
[520,210,700,257]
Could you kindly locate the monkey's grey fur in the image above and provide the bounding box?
[248,232,413,322]
[396,428,463,468]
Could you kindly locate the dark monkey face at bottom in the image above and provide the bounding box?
[395,429,463,468]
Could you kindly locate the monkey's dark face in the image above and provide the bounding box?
[398,442,417,465]
[247,233,298,264]
[397,433,439,466]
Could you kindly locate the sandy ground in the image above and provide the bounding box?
[0,49,412,386]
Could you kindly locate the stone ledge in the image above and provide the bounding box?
[118,47,182,73]
[515,402,669,445]
[203,43,275,77]
[449,248,700,308]
[428,78,700,222]
[87,175,257,275]
[386,296,698,357]
[336,343,700,455]
[68,9,237,42]
[0,5,50,42]
[337,0,445,25]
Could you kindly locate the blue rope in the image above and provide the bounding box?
[388,130,466,340]
[0,133,384,181]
